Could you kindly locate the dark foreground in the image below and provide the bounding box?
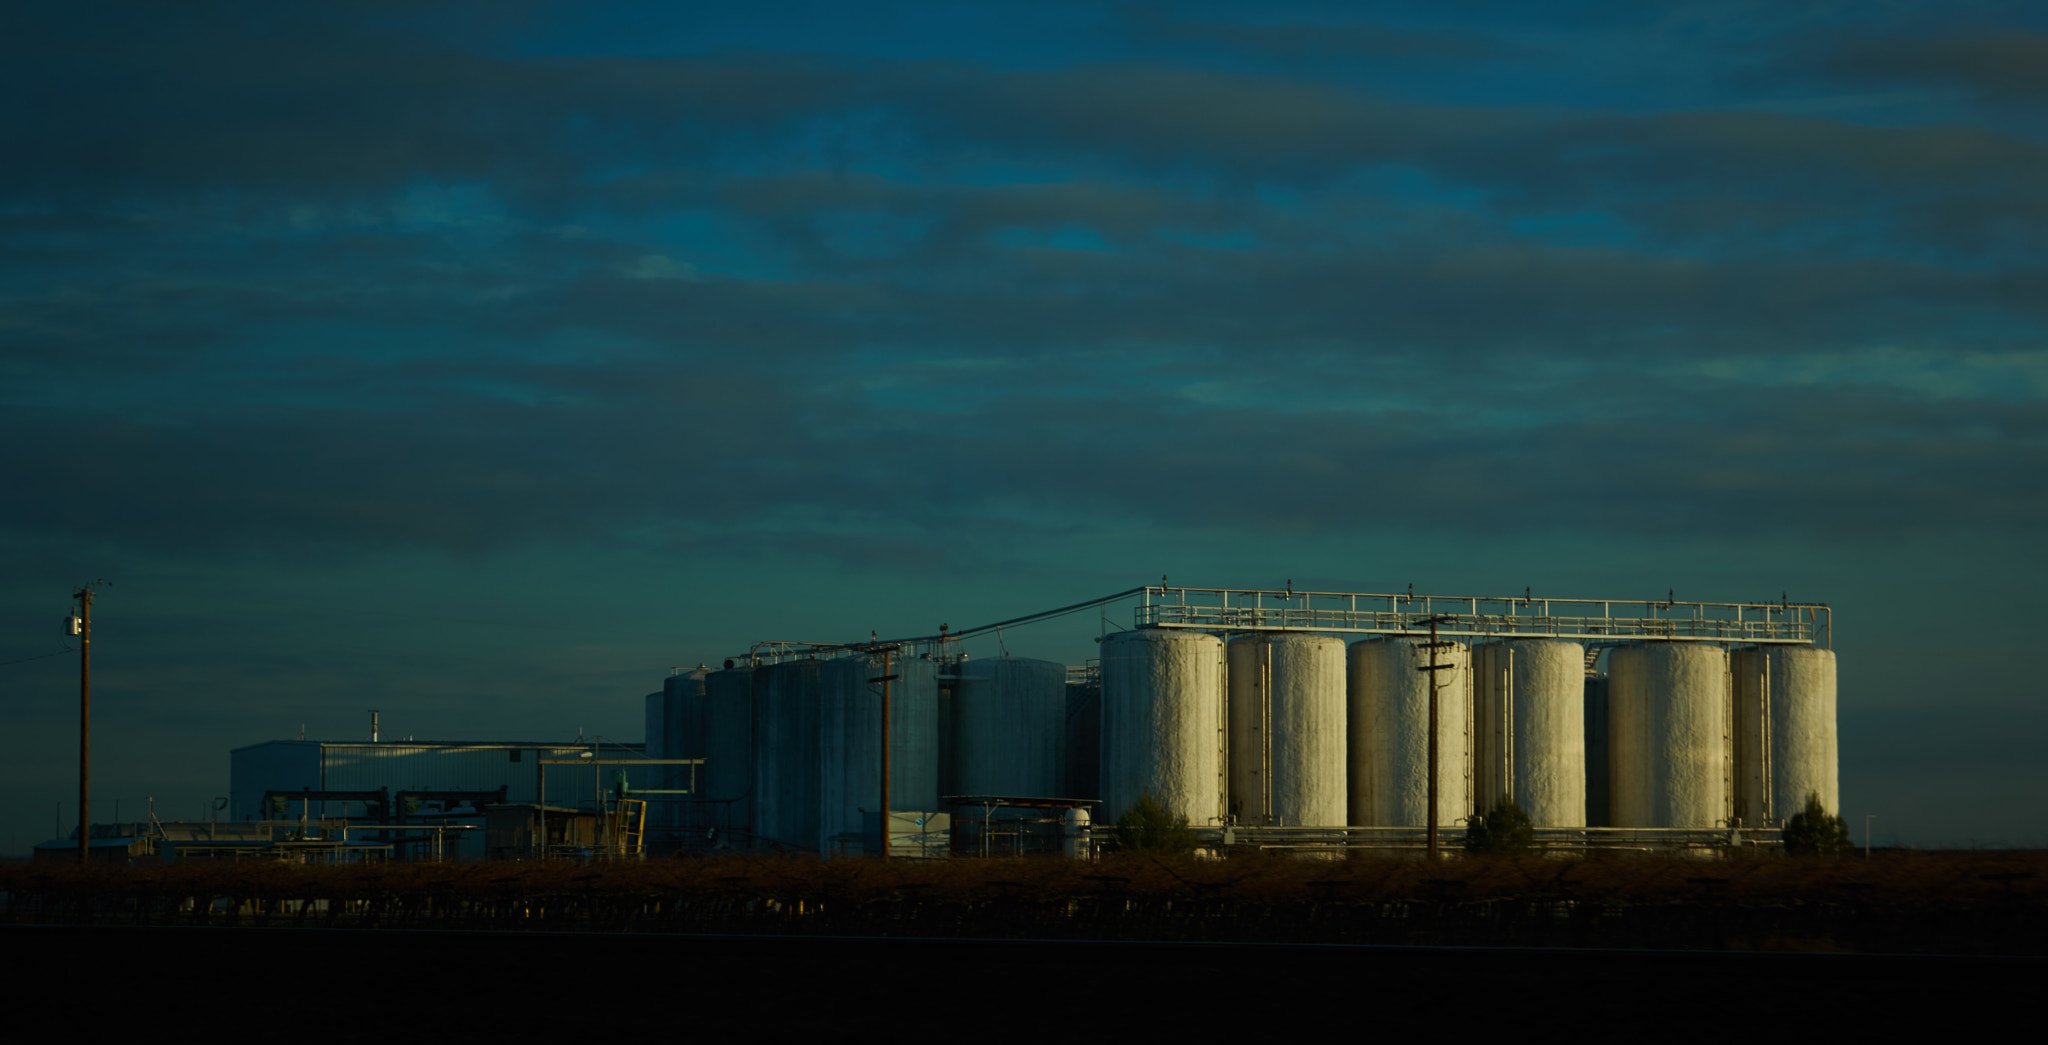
[10,851,2047,955]
[6,924,2032,1033]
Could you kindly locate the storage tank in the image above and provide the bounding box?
[1583,671,1612,828]
[1731,645,1838,826]
[1099,629,1225,826]
[1609,643,1730,829]
[818,654,939,856]
[935,658,956,798]
[651,667,710,763]
[1065,670,1101,802]
[1226,634,1346,826]
[752,659,823,851]
[953,657,1068,799]
[702,667,757,844]
[1347,637,1471,828]
[1473,640,1587,827]
[650,668,710,836]
[1061,807,1092,859]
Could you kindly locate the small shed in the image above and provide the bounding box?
[485,804,596,859]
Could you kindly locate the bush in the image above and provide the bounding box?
[1115,790,1198,854]
[1782,792,1854,856]
[1465,795,1535,853]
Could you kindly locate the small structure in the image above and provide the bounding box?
[948,796,1095,857]
[484,804,598,860]
[848,809,951,859]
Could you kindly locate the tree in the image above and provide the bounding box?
[1782,792,1853,856]
[1115,790,1198,854]
[1465,795,1534,853]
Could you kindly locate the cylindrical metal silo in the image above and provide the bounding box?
[1731,645,1838,826]
[818,654,939,857]
[1609,643,1731,829]
[752,659,823,852]
[652,668,710,837]
[702,667,757,845]
[953,657,1068,799]
[1347,637,1471,828]
[1473,640,1587,827]
[1224,634,1347,827]
[1064,670,1101,802]
[1099,629,1225,826]
[1583,672,1612,828]
[654,668,710,762]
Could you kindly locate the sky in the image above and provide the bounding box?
[3,1,2045,851]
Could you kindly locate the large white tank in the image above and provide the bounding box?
[702,667,757,843]
[1348,637,1471,827]
[1473,640,1587,827]
[753,659,823,851]
[1731,646,1838,825]
[818,654,940,856]
[1225,634,1347,826]
[1609,643,1730,829]
[953,657,1068,799]
[1099,629,1225,826]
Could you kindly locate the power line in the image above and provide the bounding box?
[0,646,75,667]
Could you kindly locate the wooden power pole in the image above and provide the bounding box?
[75,586,93,866]
[1414,614,1459,860]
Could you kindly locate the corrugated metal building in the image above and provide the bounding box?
[230,740,651,828]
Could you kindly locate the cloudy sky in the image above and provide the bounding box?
[4,1,2044,849]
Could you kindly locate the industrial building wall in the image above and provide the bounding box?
[228,741,322,820]
[321,743,647,805]
[232,741,652,823]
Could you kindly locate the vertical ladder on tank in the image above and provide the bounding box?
[612,799,648,856]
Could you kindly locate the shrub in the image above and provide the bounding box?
[1465,795,1535,853]
[1115,790,1198,854]
[1782,792,1854,856]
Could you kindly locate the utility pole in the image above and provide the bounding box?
[74,585,94,866]
[1413,615,1459,860]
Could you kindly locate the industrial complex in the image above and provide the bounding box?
[643,584,1837,859]
[101,583,1836,863]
